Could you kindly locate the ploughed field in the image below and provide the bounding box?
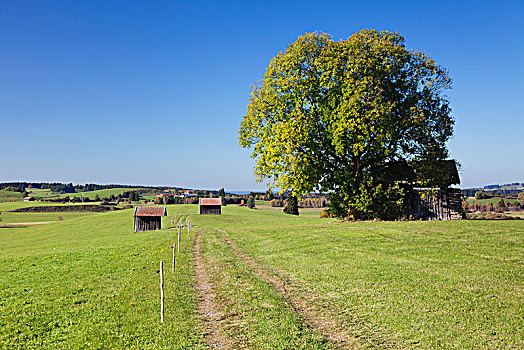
[0,204,522,349]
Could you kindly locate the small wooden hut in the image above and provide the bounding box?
[199,198,222,215]
[133,206,167,232]
[373,160,463,220]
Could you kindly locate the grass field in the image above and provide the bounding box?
[0,206,205,349]
[56,188,144,200]
[26,189,60,198]
[1,205,522,349]
[0,190,23,202]
[27,187,159,201]
[466,196,521,206]
[0,212,90,224]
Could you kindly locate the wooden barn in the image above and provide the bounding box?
[133,206,167,232]
[374,160,463,220]
[199,198,222,215]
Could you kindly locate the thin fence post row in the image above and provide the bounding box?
[159,261,164,323]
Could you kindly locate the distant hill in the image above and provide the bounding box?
[482,183,524,191]
[462,183,524,197]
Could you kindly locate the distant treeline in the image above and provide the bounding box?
[463,187,524,198]
[483,183,523,189]
[0,182,183,193]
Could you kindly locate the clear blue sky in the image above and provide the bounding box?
[1,0,522,190]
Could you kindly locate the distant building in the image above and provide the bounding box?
[199,198,222,215]
[133,206,167,232]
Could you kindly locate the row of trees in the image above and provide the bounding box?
[467,201,523,213]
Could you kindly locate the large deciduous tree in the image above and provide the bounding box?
[239,30,454,219]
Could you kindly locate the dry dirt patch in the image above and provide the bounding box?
[193,230,232,349]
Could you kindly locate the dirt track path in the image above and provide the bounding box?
[215,228,360,350]
[193,230,231,349]
[0,221,52,227]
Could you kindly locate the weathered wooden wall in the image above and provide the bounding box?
[199,205,221,215]
[134,216,161,232]
[405,188,463,220]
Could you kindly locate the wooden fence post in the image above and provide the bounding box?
[172,243,176,273]
[177,226,181,253]
[160,261,164,323]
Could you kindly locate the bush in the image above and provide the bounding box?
[269,199,282,207]
[467,213,521,220]
[283,195,299,215]
[247,196,255,209]
[475,191,485,200]
[320,208,335,218]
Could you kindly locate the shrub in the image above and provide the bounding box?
[247,196,255,209]
[475,191,485,200]
[221,196,227,206]
[467,213,521,220]
[269,199,282,207]
[283,195,299,215]
[320,208,335,218]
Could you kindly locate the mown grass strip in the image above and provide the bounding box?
[197,227,337,349]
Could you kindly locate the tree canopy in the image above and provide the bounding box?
[239,30,454,219]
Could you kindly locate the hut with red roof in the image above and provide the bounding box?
[133,206,167,232]
[199,198,222,215]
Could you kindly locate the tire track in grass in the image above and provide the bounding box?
[194,229,231,349]
[216,228,362,350]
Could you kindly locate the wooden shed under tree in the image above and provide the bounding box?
[373,160,464,220]
[133,206,167,232]
[199,198,222,215]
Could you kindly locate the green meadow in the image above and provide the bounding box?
[26,187,166,202]
[0,190,23,202]
[28,188,145,200]
[0,204,522,349]
[466,196,521,206]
